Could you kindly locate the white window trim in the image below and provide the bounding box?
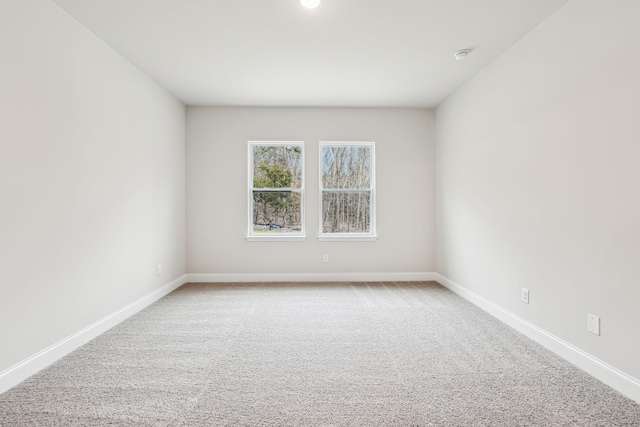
[246,235,307,242]
[317,234,378,242]
[246,141,306,242]
[318,141,377,242]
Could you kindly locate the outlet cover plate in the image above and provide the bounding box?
[587,314,600,336]
[521,288,529,304]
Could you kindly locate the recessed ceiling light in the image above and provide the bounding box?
[300,0,321,9]
[454,49,471,61]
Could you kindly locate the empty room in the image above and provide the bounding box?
[1,0,639,425]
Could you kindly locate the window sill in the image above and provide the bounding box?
[317,234,378,242]
[245,235,307,242]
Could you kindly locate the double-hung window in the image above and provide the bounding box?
[319,142,376,241]
[247,142,305,241]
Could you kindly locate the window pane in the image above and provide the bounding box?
[252,191,302,233]
[321,146,371,189]
[253,145,302,189]
[322,192,370,233]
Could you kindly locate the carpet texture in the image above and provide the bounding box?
[1,281,639,426]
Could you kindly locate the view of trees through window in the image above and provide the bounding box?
[321,144,373,234]
[251,144,303,234]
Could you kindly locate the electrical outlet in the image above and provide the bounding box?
[322,254,329,263]
[156,265,162,276]
[521,288,529,304]
[587,314,600,336]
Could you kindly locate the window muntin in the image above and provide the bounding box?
[247,142,305,241]
[319,142,376,240]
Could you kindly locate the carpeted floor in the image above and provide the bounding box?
[1,281,639,426]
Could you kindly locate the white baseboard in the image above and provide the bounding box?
[0,274,188,395]
[187,272,437,283]
[434,273,640,404]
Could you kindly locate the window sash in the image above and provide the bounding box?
[252,188,302,192]
[321,190,372,234]
[248,142,305,240]
[318,142,375,239]
[321,189,371,193]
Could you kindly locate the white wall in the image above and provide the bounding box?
[0,0,186,374]
[187,107,434,276]
[435,0,640,381]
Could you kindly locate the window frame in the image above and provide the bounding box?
[318,141,377,242]
[246,141,306,242]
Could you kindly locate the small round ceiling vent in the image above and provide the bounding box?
[454,49,471,61]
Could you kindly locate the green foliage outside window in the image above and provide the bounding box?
[251,145,302,233]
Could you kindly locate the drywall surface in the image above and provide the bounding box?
[435,0,640,379]
[187,107,434,275]
[0,0,186,373]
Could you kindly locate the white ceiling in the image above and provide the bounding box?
[52,0,569,107]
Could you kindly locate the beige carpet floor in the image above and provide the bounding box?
[1,281,639,426]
